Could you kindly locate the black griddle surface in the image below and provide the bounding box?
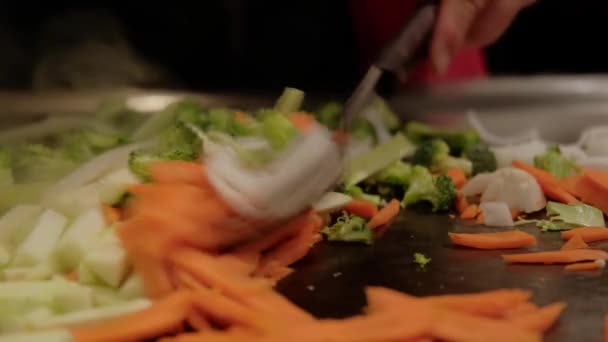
[276,210,608,342]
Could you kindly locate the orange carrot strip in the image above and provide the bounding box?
[560,175,584,197]
[344,199,378,219]
[476,212,485,224]
[101,204,121,225]
[512,160,578,204]
[455,192,469,214]
[566,173,608,215]
[368,199,400,229]
[564,260,605,271]
[503,249,608,264]
[449,230,537,250]
[70,290,192,342]
[562,227,608,243]
[446,168,467,189]
[509,302,567,333]
[423,289,533,318]
[460,204,479,220]
[288,112,316,133]
[561,234,589,251]
[511,209,522,220]
[149,161,209,188]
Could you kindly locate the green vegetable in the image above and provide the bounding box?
[315,101,342,129]
[536,220,573,232]
[546,201,605,228]
[344,185,382,206]
[321,213,373,245]
[404,121,480,155]
[464,144,497,175]
[0,147,13,185]
[533,146,580,178]
[274,87,304,114]
[413,253,431,268]
[344,133,415,186]
[402,166,457,212]
[58,129,125,162]
[12,144,78,183]
[368,96,400,131]
[411,139,472,176]
[373,161,412,186]
[260,112,299,150]
[350,119,376,140]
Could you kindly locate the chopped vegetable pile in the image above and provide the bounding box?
[0,87,607,341]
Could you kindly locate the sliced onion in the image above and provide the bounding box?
[467,111,540,146]
[45,141,154,197]
[480,202,514,227]
[491,140,548,168]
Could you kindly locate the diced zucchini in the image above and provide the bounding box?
[0,307,54,334]
[1,263,54,282]
[47,183,101,218]
[90,285,125,307]
[0,281,87,314]
[77,262,101,286]
[0,329,73,342]
[30,299,150,331]
[0,244,10,267]
[97,168,139,205]
[82,240,130,288]
[119,273,144,300]
[12,210,67,267]
[0,205,42,247]
[54,208,106,271]
[52,282,94,313]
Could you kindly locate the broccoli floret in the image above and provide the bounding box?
[413,252,431,269]
[157,121,202,159]
[464,144,497,175]
[0,147,13,185]
[533,146,580,178]
[344,185,382,206]
[412,139,472,175]
[373,161,412,185]
[321,213,373,245]
[402,166,456,212]
[128,150,165,181]
[315,101,342,129]
[404,121,480,155]
[12,144,78,183]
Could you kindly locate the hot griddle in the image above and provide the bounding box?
[276,210,608,342]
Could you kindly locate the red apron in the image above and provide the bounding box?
[351,0,487,84]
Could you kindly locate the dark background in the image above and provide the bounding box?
[0,0,605,93]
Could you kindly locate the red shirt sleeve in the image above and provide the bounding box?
[350,0,487,84]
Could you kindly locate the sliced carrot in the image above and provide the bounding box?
[368,199,400,229]
[564,260,605,271]
[562,227,608,243]
[561,234,589,251]
[446,168,467,189]
[509,302,567,333]
[460,204,479,220]
[560,174,584,197]
[149,161,209,188]
[288,112,316,133]
[503,249,608,264]
[70,290,192,342]
[566,173,608,215]
[476,212,485,224]
[510,209,522,220]
[449,230,536,250]
[512,160,578,204]
[101,204,121,225]
[344,199,378,219]
[423,289,533,318]
[455,192,469,214]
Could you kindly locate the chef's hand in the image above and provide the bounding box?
[431,0,535,73]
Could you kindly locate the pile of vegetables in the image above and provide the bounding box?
[0,86,607,341]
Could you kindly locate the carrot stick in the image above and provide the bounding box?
[449,230,537,250]
[502,249,608,264]
[446,168,467,189]
[508,302,567,333]
[423,289,533,318]
[562,227,608,243]
[512,160,578,204]
[476,212,485,224]
[561,234,589,251]
[560,175,584,197]
[101,204,121,225]
[368,199,400,229]
[564,260,605,271]
[511,209,522,220]
[70,290,192,342]
[288,112,316,133]
[565,173,608,215]
[150,161,209,188]
[344,199,378,219]
[460,204,479,220]
[455,192,469,214]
